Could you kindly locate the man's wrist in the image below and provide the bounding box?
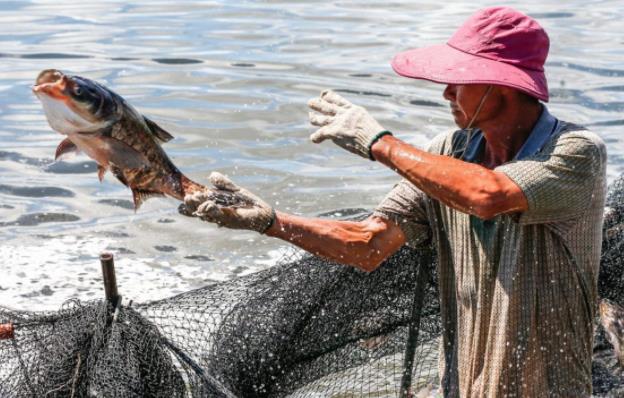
[367,130,393,160]
[259,207,277,234]
[264,209,282,237]
[369,133,396,162]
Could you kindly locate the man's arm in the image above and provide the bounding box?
[181,172,407,272]
[371,135,528,220]
[308,90,527,220]
[266,212,406,272]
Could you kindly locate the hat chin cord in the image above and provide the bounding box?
[458,84,493,160]
[465,85,493,131]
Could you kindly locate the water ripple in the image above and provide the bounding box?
[553,61,624,78]
[0,184,74,198]
[153,57,203,65]
[0,0,622,312]
[0,212,80,227]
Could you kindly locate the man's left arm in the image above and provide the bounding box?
[371,134,528,219]
[308,89,527,220]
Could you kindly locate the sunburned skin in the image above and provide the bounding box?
[393,150,424,163]
[371,134,528,220]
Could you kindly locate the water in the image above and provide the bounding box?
[1,0,623,310]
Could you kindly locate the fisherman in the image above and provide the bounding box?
[182,7,607,397]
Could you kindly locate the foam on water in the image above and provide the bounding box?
[0,231,275,310]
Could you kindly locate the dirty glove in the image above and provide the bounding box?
[179,172,275,234]
[308,89,392,160]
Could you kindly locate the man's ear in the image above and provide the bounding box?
[502,86,539,105]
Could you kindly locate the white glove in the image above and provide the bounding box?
[308,90,392,159]
[179,172,275,234]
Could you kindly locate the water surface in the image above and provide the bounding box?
[1,0,623,309]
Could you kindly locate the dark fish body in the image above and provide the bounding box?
[33,69,204,209]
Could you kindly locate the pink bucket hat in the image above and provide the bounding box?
[391,7,550,101]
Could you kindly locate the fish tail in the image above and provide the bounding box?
[180,173,207,198]
[156,172,206,201]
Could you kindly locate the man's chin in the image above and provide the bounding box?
[452,115,468,129]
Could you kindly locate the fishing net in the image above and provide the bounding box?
[0,240,440,397]
[600,174,624,305]
[1,175,624,397]
[592,174,624,396]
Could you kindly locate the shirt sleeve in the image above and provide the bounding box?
[373,179,431,248]
[372,130,460,247]
[495,131,607,225]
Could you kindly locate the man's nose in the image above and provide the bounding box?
[443,84,456,101]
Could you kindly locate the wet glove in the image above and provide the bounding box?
[179,172,275,234]
[308,89,392,160]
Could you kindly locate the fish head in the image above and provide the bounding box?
[33,69,119,135]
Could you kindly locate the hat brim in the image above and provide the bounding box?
[391,44,549,102]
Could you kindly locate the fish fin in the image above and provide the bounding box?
[97,165,106,182]
[110,165,128,187]
[54,138,79,160]
[144,117,175,143]
[131,188,164,210]
[101,136,150,170]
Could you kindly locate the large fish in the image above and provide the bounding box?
[599,299,624,367]
[32,69,207,209]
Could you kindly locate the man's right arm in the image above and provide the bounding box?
[265,212,406,272]
[180,173,407,272]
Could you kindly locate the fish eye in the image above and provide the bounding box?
[73,86,82,96]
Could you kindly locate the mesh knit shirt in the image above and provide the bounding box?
[373,107,607,397]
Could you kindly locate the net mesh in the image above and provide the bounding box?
[592,174,624,396]
[1,175,624,397]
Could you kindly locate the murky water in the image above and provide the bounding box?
[1,0,623,310]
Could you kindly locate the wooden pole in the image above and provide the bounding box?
[100,252,120,307]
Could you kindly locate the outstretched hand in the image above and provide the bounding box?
[179,172,275,234]
[308,89,391,159]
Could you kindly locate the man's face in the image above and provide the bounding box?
[443,84,497,129]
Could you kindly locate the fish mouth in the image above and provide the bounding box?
[35,69,64,86]
[32,69,71,100]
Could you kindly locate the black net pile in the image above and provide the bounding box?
[0,300,188,397]
[0,243,440,397]
[2,175,624,397]
[600,174,624,305]
[592,174,624,396]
